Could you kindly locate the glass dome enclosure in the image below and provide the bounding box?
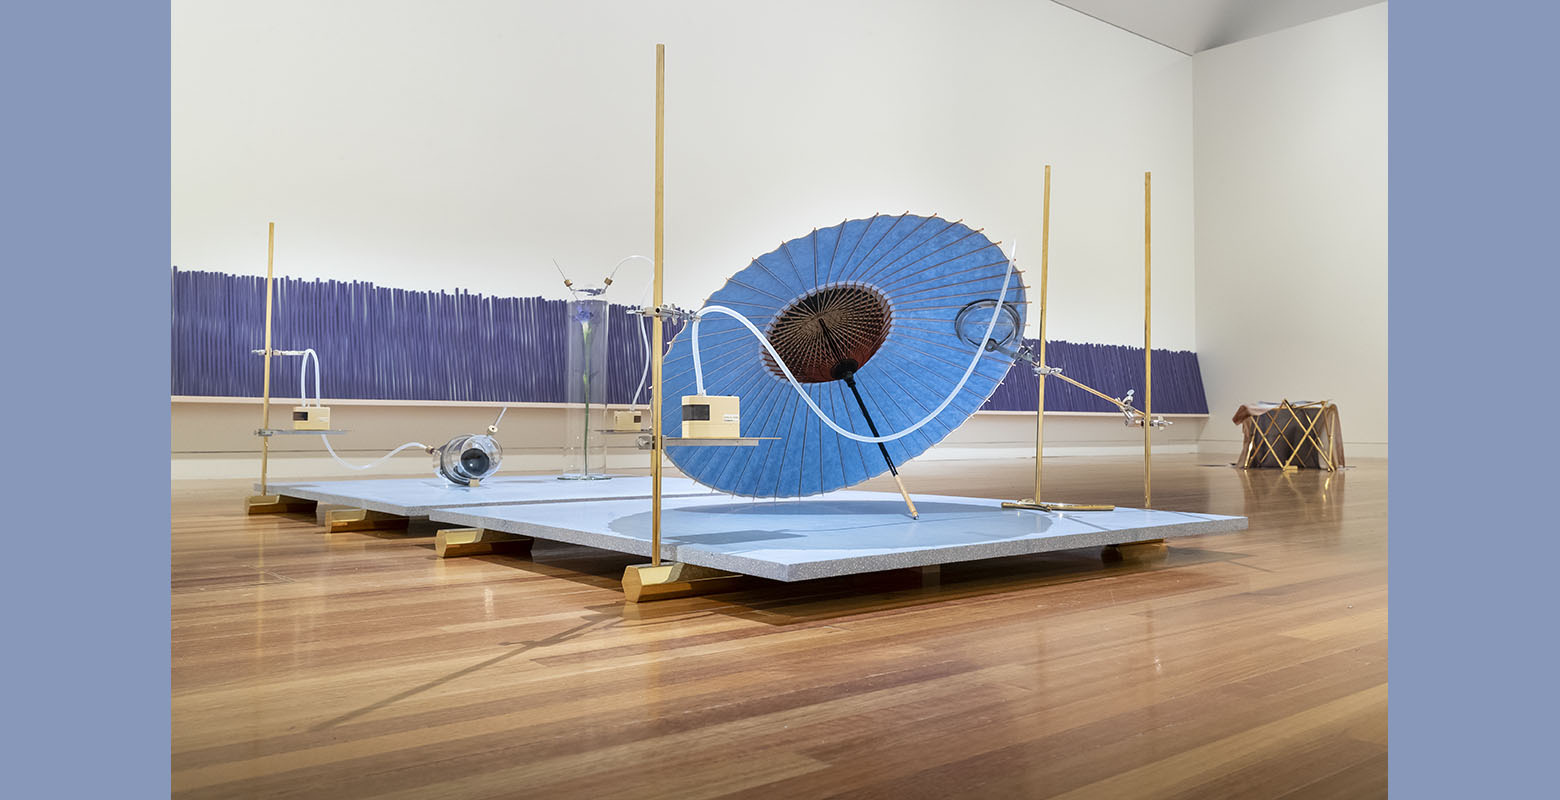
[434,433,503,486]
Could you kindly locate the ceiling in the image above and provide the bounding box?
[1050,0,1386,55]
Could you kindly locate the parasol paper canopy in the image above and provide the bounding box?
[661,214,1027,498]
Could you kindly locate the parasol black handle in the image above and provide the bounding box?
[834,361,899,477]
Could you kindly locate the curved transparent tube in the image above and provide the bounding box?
[299,348,321,406]
[298,348,430,470]
[632,311,650,409]
[606,254,654,286]
[321,436,431,471]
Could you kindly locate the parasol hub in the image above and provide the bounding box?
[764,285,891,383]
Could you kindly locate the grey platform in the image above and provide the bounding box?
[428,491,1249,581]
[256,475,720,517]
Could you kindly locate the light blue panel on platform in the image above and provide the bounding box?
[662,215,1026,498]
[430,493,1248,582]
[258,475,718,517]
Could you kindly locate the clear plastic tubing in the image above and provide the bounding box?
[297,347,430,469]
[320,437,431,471]
[689,248,1015,445]
[299,348,321,407]
[604,255,655,408]
[632,312,651,409]
[607,254,654,285]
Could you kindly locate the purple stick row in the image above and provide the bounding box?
[172,268,1204,413]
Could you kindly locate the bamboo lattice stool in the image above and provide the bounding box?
[1235,399,1344,471]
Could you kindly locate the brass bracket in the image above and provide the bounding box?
[622,562,744,603]
[1102,540,1168,562]
[324,508,409,533]
[245,494,317,515]
[435,528,534,558]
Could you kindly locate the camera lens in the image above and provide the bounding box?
[460,448,491,475]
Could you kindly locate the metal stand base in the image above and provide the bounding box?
[1001,499,1116,512]
[435,528,534,558]
[323,508,409,533]
[245,494,317,515]
[622,562,744,603]
[1101,539,1167,562]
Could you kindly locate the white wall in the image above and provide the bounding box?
[173,0,1195,349]
[1193,4,1388,455]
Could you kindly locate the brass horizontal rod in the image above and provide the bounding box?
[1047,371,1133,412]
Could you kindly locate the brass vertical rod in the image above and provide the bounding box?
[1033,165,1051,503]
[260,222,276,495]
[1143,172,1152,508]
[650,44,666,567]
[999,165,1114,515]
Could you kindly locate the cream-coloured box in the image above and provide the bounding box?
[680,394,740,438]
[291,405,332,431]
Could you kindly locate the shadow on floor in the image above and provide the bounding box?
[427,538,1252,627]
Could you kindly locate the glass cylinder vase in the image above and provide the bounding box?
[560,296,612,480]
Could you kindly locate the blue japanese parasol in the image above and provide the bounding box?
[660,213,1027,497]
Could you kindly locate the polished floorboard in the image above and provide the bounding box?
[172,455,1387,799]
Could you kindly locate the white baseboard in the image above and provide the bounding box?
[915,444,1199,462]
[172,451,653,482]
[172,398,1216,480]
[177,442,1206,481]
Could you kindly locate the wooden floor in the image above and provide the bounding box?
[172,454,1387,799]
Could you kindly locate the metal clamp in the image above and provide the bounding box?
[1118,403,1172,430]
[1014,345,1063,376]
[633,304,695,321]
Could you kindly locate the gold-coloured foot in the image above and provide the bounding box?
[1001,498,1116,512]
[1101,540,1167,562]
[324,508,409,533]
[246,494,317,515]
[435,528,534,558]
[622,563,744,603]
